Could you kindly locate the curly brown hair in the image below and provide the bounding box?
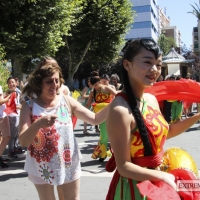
[22,60,64,97]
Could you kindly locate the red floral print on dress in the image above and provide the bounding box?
[28,115,60,163]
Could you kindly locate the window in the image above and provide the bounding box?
[152,0,156,6]
[194,43,199,48]
[193,27,198,32]
[132,21,151,29]
[133,5,151,13]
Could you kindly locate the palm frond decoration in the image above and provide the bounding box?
[188,2,200,20]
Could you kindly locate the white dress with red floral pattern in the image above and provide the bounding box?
[24,95,81,185]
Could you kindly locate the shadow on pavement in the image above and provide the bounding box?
[81,159,107,168]
[185,127,198,132]
[0,172,27,182]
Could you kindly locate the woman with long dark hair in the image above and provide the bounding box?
[106,39,200,199]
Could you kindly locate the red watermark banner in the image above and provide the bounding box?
[177,180,200,191]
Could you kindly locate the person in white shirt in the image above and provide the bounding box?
[59,84,71,96]
[6,77,23,158]
[0,86,11,168]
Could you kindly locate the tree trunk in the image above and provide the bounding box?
[11,58,23,80]
[67,70,75,90]
[64,37,92,91]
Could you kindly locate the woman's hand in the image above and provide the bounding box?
[37,115,57,128]
[162,171,176,190]
[4,94,11,102]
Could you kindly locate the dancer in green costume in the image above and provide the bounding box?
[82,77,93,134]
[170,100,183,124]
[86,71,117,161]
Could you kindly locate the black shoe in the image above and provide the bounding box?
[99,156,107,162]
[8,152,18,158]
[188,113,194,116]
[14,148,25,154]
[2,157,10,163]
[0,158,9,168]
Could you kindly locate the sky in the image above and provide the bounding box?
[158,0,198,49]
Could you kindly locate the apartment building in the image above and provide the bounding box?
[162,26,182,48]
[125,0,159,42]
[192,25,199,54]
[158,6,181,48]
[125,0,181,48]
[157,6,170,35]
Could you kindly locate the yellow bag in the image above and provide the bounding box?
[92,102,109,113]
[71,90,81,100]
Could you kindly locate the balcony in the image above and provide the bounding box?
[193,32,198,37]
[193,35,198,41]
[193,27,198,33]
[194,43,199,51]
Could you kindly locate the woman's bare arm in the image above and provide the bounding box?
[167,113,200,139]
[106,85,117,96]
[19,102,57,147]
[0,94,10,105]
[68,95,108,125]
[82,86,89,99]
[85,91,94,109]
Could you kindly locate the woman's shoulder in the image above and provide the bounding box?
[110,94,130,109]
[144,93,160,110]
[144,93,157,101]
[104,85,115,92]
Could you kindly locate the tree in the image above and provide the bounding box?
[0,0,83,78]
[0,44,10,91]
[188,2,200,20]
[182,45,200,79]
[59,0,134,87]
[158,34,177,55]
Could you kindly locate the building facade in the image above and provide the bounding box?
[157,6,170,35]
[125,0,159,42]
[192,23,200,54]
[161,26,181,48]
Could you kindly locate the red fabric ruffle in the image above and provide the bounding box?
[137,180,181,200]
[144,79,200,102]
[72,115,77,129]
[136,169,200,200]
[4,91,18,114]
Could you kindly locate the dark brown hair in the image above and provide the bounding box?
[122,39,162,156]
[90,71,100,85]
[22,58,64,96]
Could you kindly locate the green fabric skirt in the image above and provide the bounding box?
[114,177,147,200]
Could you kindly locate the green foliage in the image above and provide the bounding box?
[57,0,134,87]
[0,0,134,87]
[0,0,83,73]
[188,2,200,20]
[158,34,177,55]
[0,60,10,92]
[0,44,5,60]
[0,44,10,91]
